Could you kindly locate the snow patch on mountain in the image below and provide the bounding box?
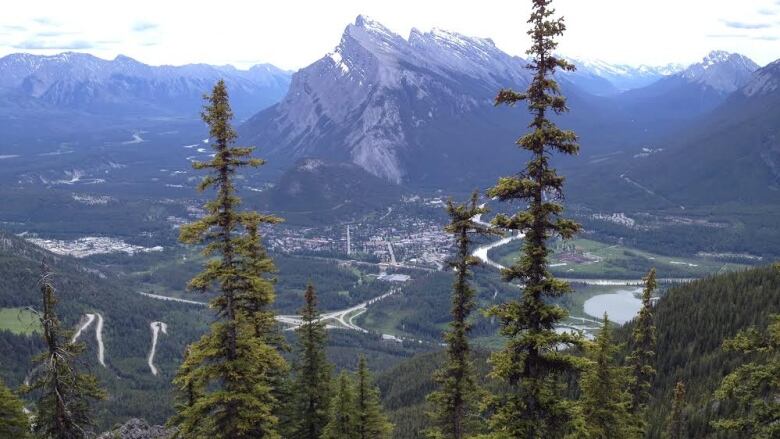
[679,51,758,93]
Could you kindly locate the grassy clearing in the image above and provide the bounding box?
[495,238,748,279]
[0,307,41,335]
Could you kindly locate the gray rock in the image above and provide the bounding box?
[97,418,175,439]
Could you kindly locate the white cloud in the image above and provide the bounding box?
[0,0,777,69]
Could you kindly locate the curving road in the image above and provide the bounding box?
[147,322,168,376]
[471,205,691,286]
[70,313,106,368]
[140,288,401,336]
[71,313,96,344]
[95,314,106,367]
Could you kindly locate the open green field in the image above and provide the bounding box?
[0,307,41,335]
[493,238,749,279]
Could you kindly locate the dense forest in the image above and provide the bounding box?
[1,0,779,438]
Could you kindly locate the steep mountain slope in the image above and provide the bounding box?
[0,52,291,140]
[624,265,780,438]
[609,51,759,132]
[618,58,780,206]
[240,15,538,187]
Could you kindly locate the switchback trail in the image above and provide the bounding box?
[71,313,106,367]
[147,321,168,376]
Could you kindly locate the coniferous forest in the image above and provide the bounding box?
[1,0,779,438]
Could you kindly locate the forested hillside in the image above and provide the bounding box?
[375,265,780,439]
[630,265,780,438]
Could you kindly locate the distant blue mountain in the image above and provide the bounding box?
[0,52,291,130]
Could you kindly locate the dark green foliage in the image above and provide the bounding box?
[426,193,494,438]
[290,284,332,439]
[576,315,637,439]
[666,382,686,439]
[711,315,779,438]
[169,80,287,438]
[617,265,780,438]
[486,0,583,436]
[0,377,30,438]
[627,269,658,429]
[23,264,104,439]
[355,356,393,439]
[323,372,358,439]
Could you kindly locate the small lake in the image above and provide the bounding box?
[583,288,642,324]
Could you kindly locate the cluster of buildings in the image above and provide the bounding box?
[264,207,453,270]
[26,236,163,258]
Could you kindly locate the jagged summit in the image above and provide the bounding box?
[679,50,758,93]
[241,15,533,184]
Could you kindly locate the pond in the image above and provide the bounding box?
[583,287,643,324]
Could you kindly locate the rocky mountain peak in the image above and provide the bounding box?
[680,50,758,93]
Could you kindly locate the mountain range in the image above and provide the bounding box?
[239,16,764,195]
[0,52,291,141]
[561,57,684,95]
[0,15,774,209]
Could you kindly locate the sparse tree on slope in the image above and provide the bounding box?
[712,315,779,438]
[578,315,638,439]
[666,381,686,439]
[355,356,392,439]
[291,283,332,439]
[170,80,287,439]
[0,378,30,438]
[427,192,495,439]
[627,268,657,429]
[23,263,104,439]
[323,372,358,439]
[486,0,584,436]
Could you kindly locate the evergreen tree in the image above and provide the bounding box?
[666,381,686,439]
[427,192,495,439]
[170,80,287,439]
[0,378,30,438]
[578,315,637,439]
[323,372,358,439]
[236,213,283,340]
[627,268,657,426]
[238,214,293,435]
[355,356,392,439]
[486,0,583,436]
[23,263,104,439]
[291,283,332,439]
[711,315,779,438]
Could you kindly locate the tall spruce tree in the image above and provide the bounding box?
[666,381,686,439]
[323,372,358,439]
[578,315,637,439]
[0,378,30,438]
[23,263,104,439]
[170,80,287,439]
[486,0,583,436]
[712,315,779,438]
[355,356,392,439]
[427,192,495,439]
[291,283,332,439]
[628,268,657,425]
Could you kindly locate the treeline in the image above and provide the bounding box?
[3,0,779,437]
[621,264,780,437]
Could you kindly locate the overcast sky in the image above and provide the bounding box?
[1,0,779,70]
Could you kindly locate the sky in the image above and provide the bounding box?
[1,0,779,70]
